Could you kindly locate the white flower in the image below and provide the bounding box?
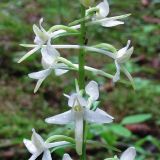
[62,154,73,160]
[93,0,125,27]
[23,129,69,160]
[18,18,51,63]
[28,41,68,93]
[120,147,136,160]
[45,81,114,155]
[113,40,134,84]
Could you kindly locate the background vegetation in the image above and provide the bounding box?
[0,0,159,159]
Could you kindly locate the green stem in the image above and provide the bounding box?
[79,4,87,160]
[46,135,75,144]
[48,25,78,33]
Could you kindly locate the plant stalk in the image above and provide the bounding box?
[79,4,87,160]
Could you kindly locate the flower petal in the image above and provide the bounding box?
[31,129,45,151]
[85,81,99,101]
[62,154,73,160]
[117,40,131,58]
[101,20,124,27]
[28,69,51,80]
[68,93,87,107]
[42,150,52,160]
[84,108,113,124]
[41,42,60,66]
[113,60,121,82]
[23,139,37,154]
[18,46,40,63]
[96,0,109,18]
[117,47,134,63]
[33,24,42,38]
[34,77,46,93]
[45,110,74,125]
[55,69,68,76]
[74,111,83,155]
[120,147,136,160]
[46,141,69,149]
[39,18,47,34]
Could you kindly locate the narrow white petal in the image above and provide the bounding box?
[23,139,37,154]
[75,111,83,155]
[46,141,69,149]
[63,94,70,99]
[120,147,136,160]
[45,110,74,125]
[113,60,121,82]
[84,108,113,124]
[31,129,45,151]
[18,46,40,63]
[28,69,51,80]
[39,18,46,33]
[85,81,99,101]
[34,77,46,93]
[117,40,131,58]
[42,150,52,160]
[96,0,109,18]
[101,20,124,27]
[63,154,73,160]
[29,153,41,160]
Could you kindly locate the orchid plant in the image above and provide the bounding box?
[19,0,136,159]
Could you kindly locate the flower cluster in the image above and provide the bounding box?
[20,0,136,159]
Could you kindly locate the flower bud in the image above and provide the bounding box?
[80,0,95,7]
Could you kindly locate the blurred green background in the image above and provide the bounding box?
[0,0,160,159]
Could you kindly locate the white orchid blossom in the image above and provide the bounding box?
[18,18,51,63]
[28,41,68,93]
[62,154,73,160]
[120,147,136,160]
[113,40,134,84]
[92,0,125,27]
[45,81,114,155]
[23,129,69,160]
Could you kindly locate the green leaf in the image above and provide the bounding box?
[121,114,152,125]
[109,124,132,138]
